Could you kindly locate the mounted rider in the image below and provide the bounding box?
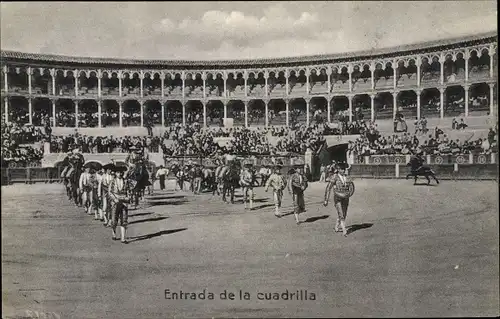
[124,146,144,179]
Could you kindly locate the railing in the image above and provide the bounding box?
[1,167,61,185]
[351,153,498,165]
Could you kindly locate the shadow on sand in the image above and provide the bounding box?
[128,228,188,243]
[128,216,169,225]
[252,203,276,210]
[412,183,438,186]
[304,215,330,223]
[347,223,374,234]
[128,211,155,218]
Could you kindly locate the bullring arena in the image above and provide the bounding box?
[1,6,499,318]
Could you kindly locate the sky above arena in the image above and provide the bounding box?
[0,1,497,61]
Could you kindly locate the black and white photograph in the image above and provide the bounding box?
[1,1,498,318]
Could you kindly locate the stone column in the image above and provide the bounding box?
[285,98,290,127]
[327,97,331,123]
[182,100,186,126]
[160,72,165,97]
[464,85,469,117]
[370,93,375,122]
[348,64,353,92]
[285,69,289,96]
[348,95,353,122]
[393,91,398,119]
[202,72,206,99]
[51,69,56,95]
[97,70,102,98]
[28,67,32,95]
[417,56,421,87]
[119,101,123,128]
[74,69,79,96]
[75,100,79,128]
[490,45,496,79]
[28,98,32,124]
[465,52,469,83]
[4,97,8,123]
[440,54,445,85]
[223,71,227,98]
[393,60,397,89]
[489,83,495,116]
[140,71,144,98]
[370,63,375,90]
[416,90,421,119]
[3,66,8,93]
[98,100,102,128]
[244,71,248,97]
[52,99,56,127]
[118,71,122,97]
[182,71,186,99]
[264,71,269,97]
[327,67,332,94]
[305,97,311,126]
[244,100,249,128]
[306,68,310,95]
[439,88,445,119]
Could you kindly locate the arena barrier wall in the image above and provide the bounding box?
[1,163,497,185]
[349,164,498,180]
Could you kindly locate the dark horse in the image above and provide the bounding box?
[125,163,151,207]
[221,164,240,203]
[66,164,83,206]
[406,156,439,185]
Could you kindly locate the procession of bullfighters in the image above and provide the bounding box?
[1,2,499,319]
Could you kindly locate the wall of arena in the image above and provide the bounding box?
[0,32,497,137]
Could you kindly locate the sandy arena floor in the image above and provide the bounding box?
[1,179,499,318]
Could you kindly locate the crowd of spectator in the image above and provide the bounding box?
[49,134,164,154]
[1,120,44,166]
[348,121,498,160]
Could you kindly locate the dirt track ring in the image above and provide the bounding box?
[456,156,465,164]
[435,156,443,164]
[373,157,382,165]
[478,155,487,164]
[394,157,403,164]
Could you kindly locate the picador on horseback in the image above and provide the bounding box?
[124,146,151,207]
[61,148,85,206]
[406,150,440,185]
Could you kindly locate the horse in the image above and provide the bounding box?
[214,165,225,196]
[125,163,151,207]
[406,156,440,185]
[66,164,83,206]
[220,164,240,203]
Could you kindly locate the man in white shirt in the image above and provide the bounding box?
[155,165,169,191]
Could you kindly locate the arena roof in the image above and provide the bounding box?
[1,32,497,69]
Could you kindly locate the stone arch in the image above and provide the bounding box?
[310,96,328,124]
[352,94,371,122]
[420,88,440,118]
[268,99,286,126]
[374,92,393,120]
[444,86,465,118]
[290,98,307,126]
[144,100,162,125]
[206,100,224,127]
[469,82,490,116]
[122,100,141,127]
[32,68,52,94]
[101,100,120,127]
[32,97,52,126]
[227,100,245,126]
[185,100,203,125]
[330,96,349,121]
[396,90,417,120]
[77,99,99,128]
[165,100,183,126]
[248,99,266,126]
[55,99,76,127]
[8,96,29,125]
